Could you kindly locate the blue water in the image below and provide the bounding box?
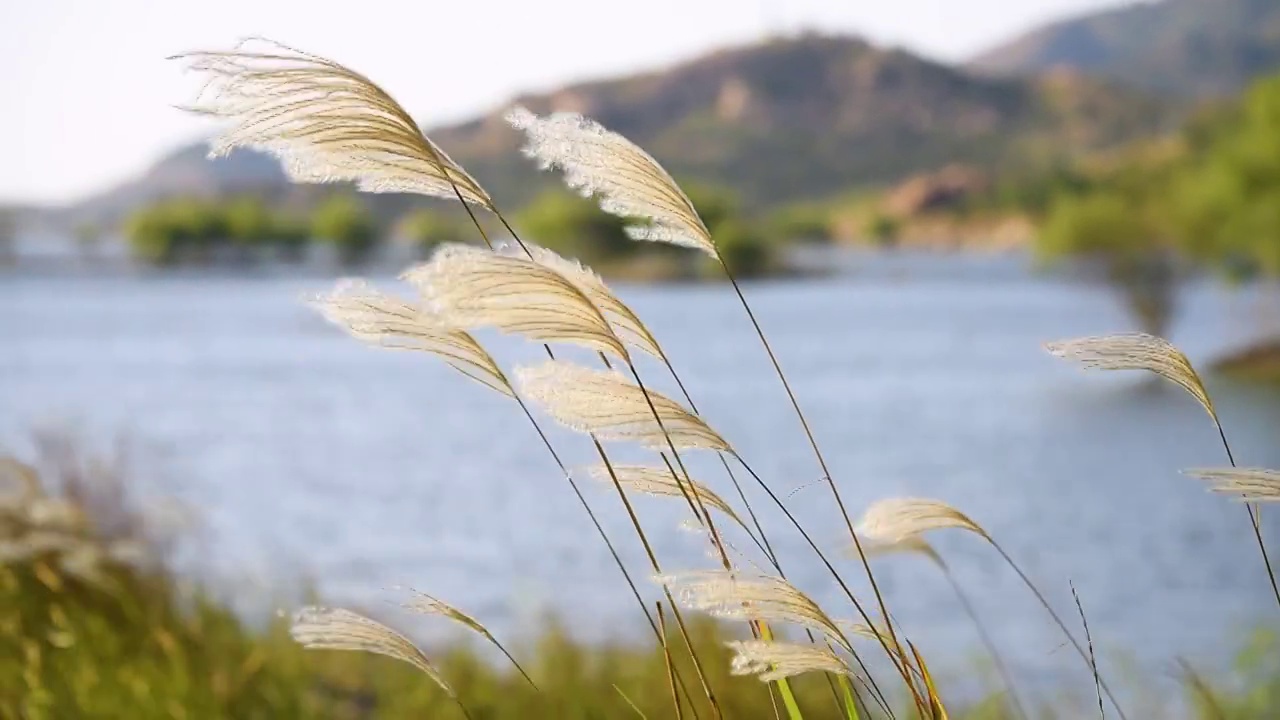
[4,254,1280,709]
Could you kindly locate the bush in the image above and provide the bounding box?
[312,195,378,267]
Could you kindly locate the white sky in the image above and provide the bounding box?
[0,0,1131,205]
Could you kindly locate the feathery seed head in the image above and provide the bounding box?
[1044,333,1217,422]
[585,464,746,529]
[506,106,717,257]
[404,244,629,360]
[174,38,492,209]
[516,361,731,451]
[727,640,853,682]
[399,589,491,639]
[310,279,513,397]
[859,534,947,569]
[518,245,664,359]
[290,606,453,695]
[1185,468,1280,502]
[657,570,847,648]
[856,498,988,545]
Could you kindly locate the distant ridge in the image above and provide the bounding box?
[969,0,1280,97]
[62,33,1173,226]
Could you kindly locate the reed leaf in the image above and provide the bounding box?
[658,570,847,648]
[855,498,989,545]
[727,640,853,683]
[174,39,492,208]
[290,606,453,696]
[404,244,628,360]
[584,464,746,529]
[1044,333,1217,422]
[1185,467,1280,502]
[506,107,716,257]
[516,361,731,451]
[311,279,513,397]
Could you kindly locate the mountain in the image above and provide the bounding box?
[65,33,1173,226]
[969,0,1280,97]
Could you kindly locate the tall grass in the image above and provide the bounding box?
[35,38,1263,718]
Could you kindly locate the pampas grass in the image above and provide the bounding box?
[1185,467,1280,501]
[172,37,1280,720]
[174,39,493,209]
[517,361,731,452]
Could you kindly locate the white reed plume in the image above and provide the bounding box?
[727,640,853,682]
[1044,333,1217,422]
[399,589,490,638]
[859,535,946,568]
[516,361,730,451]
[506,107,716,257]
[855,498,989,545]
[174,38,492,209]
[1185,468,1280,502]
[657,570,847,649]
[519,244,663,359]
[404,244,629,360]
[584,464,746,529]
[311,279,513,397]
[290,606,453,696]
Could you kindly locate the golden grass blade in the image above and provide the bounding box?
[1044,333,1216,422]
[517,361,731,451]
[404,244,628,360]
[855,498,989,545]
[174,38,492,208]
[585,464,746,530]
[520,244,663,359]
[311,279,513,397]
[506,107,716,257]
[727,640,853,683]
[658,570,847,648]
[1184,468,1280,502]
[290,606,453,696]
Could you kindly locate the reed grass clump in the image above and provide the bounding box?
[147,38,1280,719]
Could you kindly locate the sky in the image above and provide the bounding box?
[0,0,1134,206]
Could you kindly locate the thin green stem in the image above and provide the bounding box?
[1070,581,1105,719]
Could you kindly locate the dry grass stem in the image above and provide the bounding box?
[1185,467,1280,501]
[174,39,492,208]
[311,279,513,397]
[584,464,746,530]
[404,244,628,360]
[516,361,731,451]
[506,107,716,257]
[1044,333,1217,422]
[658,570,848,650]
[727,640,853,683]
[855,498,989,545]
[290,606,453,696]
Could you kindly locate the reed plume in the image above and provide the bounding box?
[404,244,628,360]
[1046,332,1279,610]
[516,361,731,452]
[583,464,746,530]
[506,107,716,256]
[173,39,492,209]
[290,606,453,696]
[311,279,513,397]
[727,640,854,683]
[1044,333,1215,421]
[399,588,537,689]
[658,570,849,650]
[855,498,989,545]
[1185,468,1280,502]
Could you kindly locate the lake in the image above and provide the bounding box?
[4,254,1280,705]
